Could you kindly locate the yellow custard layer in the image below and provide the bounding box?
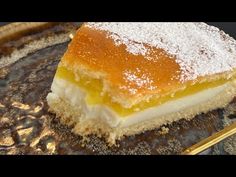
[55,66,230,117]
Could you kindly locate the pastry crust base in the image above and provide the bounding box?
[47,80,236,145]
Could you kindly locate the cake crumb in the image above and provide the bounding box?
[0,68,9,79]
[158,126,169,135]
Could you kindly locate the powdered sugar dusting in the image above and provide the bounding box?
[86,22,236,82]
[122,68,158,95]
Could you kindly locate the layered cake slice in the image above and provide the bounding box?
[47,23,236,145]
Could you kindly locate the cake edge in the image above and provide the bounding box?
[47,80,236,146]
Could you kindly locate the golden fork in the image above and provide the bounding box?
[182,121,236,155]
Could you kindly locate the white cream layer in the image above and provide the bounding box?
[47,77,230,128]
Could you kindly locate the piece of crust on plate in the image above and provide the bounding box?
[47,22,236,145]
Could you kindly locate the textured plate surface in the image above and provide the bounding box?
[0,22,236,155]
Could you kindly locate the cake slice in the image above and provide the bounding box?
[47,22,236,145]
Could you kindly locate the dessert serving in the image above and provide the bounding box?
[47,22,236,145]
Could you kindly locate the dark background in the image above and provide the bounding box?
[207,22,236,38]
[0,22,236,38]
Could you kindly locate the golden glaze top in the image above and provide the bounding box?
[60,23,236,101]
[61,25,182,97]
